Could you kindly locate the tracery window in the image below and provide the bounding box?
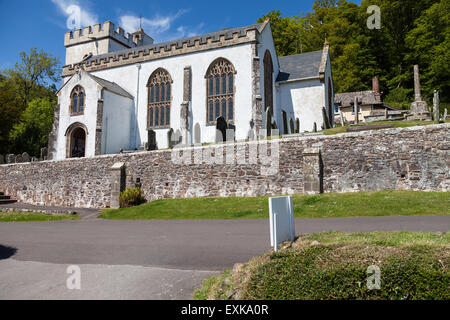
[206,58,235,125]
[148,68,172,129]
[70,86,85,115]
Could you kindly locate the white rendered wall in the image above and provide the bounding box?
[277,79,325,132]
[55,72,102,159]
[101,91,134,154]
[88,43,254,149]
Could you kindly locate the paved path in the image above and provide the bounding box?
[0,215,448,299]
[0,202,100,220]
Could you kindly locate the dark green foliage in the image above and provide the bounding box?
[259,0,449,104]
[119,187,146,208]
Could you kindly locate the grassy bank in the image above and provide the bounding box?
[0,212,79,222]
[194,231,450,300]
[99,190,450,220]
[323,120,449,135]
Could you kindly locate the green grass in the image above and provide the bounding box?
[0,212,79,222]
[194,231,450,300]
[323,120,449,135]
[99,190,450,220]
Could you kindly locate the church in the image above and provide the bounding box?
[48,19,334,160]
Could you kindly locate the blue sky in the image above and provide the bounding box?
[0,0,360,71]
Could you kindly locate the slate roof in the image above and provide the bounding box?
[85,23,264,65]
[276,50,324,82]
[89,73,134,99]
[334,91,382,107]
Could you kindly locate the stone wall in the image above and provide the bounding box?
[0,124,448,209]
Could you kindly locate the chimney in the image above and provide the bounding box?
[372,76,380,94]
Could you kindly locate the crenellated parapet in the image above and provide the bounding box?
[62,24,261,77]
[64,21,149,48]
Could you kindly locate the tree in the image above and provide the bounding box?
[0,78,23,154]
[5,47,59,106]
[9,98,55,157]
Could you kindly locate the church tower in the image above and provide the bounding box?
[64,21,153,65]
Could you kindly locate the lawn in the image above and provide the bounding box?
[99,190,450,220]
[194,231,450,300]
[323,120,449,135]
[0,212,79,222]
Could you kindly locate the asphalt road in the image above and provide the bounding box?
[0,215,449,299]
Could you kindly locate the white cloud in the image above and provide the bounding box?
[119,10,205,42]
[50,0,99,29]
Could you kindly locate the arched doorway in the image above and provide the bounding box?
[65,122,88,158]
[70,127,86,158]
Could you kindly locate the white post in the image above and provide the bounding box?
[273,213,278,252]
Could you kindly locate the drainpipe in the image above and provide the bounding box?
[135,63,141,149]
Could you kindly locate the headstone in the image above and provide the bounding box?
[15,154,24,163]
[385,108,389,120]
[110,162,126,209]
[269,196,295,252]
[340,111,345,127]
[433,90,440,124]
[167,128,176,149]
[180,102,190,145]
[407,65,431,120]
[354,96,359,124]
[295,118,300,133]
[313,122,317,133]
[31,157,39,162]
[322,107,331,129]
[22,152,30,163]
[247,129,255,141]
[147,130,157,151]
[0,154,4,165]
[6,154,15,164]
[194,123,201,144]
[40,147,48,161]
[444,108,448,121]
[216,116,228,143]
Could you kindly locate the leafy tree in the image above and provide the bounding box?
[0,78,23,154]
[9,98,55,157]
[5,47,59,106]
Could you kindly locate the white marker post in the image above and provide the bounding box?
[269,196,295,252]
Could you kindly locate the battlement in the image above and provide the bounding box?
[64,21,153,48]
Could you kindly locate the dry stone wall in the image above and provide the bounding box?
[0,124,448,209]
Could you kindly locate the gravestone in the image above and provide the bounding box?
[385,108,389,120]
[167,128,176,149]
[147,130,157,151]
[247,129,255,141]
[0,154,4,165]
[216,116,228,143]
[313,122,317,133]
[6,154,15,164]
[289,118,295,134]
[444,108,448,121]
[40,147,48,161]
[407,65,431,120]
[31,157,39,162]
[194,123,201,144]
[340,111,345,127]
[269,196,295,252]
[433,90,440,124]
[110,162,126,209]
[354,96,359,124]
[15,154,24,163]
[22,152,30,163]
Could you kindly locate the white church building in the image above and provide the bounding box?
[48,20,334,160]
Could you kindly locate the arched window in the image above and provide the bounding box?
[70,86,85,115]
[147,68,172,129]
[206,58,236,125]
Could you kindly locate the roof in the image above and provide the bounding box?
[334,91,382,107]
[56,69,134,99]
[85,23,264,65]
[89,73,134,99]
[276,50,324,82]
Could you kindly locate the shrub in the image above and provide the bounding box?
[119,187,146,208]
